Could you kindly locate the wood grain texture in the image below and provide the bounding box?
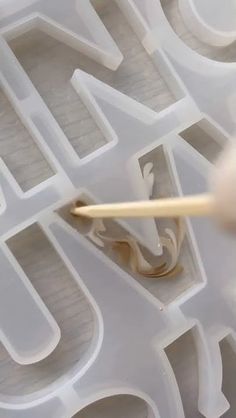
[9,2,175,161]
[180,122,223,163]
[220,339,236,418]
[0,88,53,191]
[0,0,235,417]
[3,224,94,396]
[166,330,204,418]
[161,0,236,62]
[74,395,148,418]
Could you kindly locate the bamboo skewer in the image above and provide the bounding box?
[71,193,216,219]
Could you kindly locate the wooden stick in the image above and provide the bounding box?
[71,193,215,219]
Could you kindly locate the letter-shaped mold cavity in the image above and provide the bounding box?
[179,0,236,47]
[0,222,98,395]
[72,394,153,418]
[160,0,236,62]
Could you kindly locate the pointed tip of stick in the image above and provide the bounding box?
[70,207,77,216]
[70,205,91,217]
[70,199,90,217]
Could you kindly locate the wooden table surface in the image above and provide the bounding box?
[0,0,235,417]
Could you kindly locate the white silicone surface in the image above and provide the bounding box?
[0,0,235,417]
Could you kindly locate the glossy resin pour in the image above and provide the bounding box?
[0,0,235,417]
